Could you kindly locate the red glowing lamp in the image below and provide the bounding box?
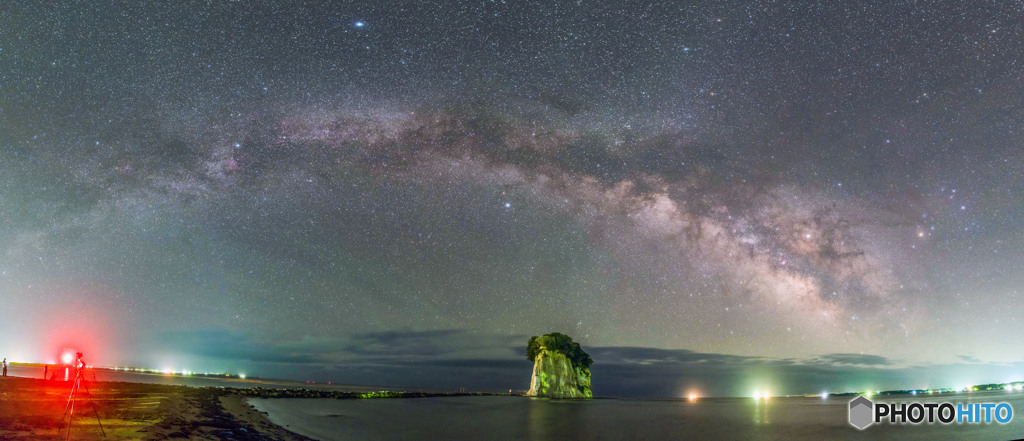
[34,280,124,368]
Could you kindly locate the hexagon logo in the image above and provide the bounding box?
[849,396,874,430]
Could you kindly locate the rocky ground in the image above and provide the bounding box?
[0,375,311,440]
[0,375,509,440]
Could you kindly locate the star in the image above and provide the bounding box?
[3,0,1023,401]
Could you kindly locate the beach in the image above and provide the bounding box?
[6,367,1024,440]
[0,374,310,440]
[0,366,496,441]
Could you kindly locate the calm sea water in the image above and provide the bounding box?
[249,392,1024,440]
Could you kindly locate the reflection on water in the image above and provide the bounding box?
[9,364,1023,441]
[752,398,771,425]
[528,399,586,439]
[250,392,1024,441]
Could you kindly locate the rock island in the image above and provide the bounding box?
[525,332,593,399]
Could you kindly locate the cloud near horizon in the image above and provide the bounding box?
[158,328,1024,398]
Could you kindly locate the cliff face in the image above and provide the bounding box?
[526,349,592,399]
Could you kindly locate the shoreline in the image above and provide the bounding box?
[6,373,1023,440]
[0,375,508,440]
[0,374,312,440]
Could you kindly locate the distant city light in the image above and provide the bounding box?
[239,373,246,379]
[688,394,697,401]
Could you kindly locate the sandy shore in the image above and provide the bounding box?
[0,375,312,440]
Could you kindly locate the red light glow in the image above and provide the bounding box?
[34,281,125,367]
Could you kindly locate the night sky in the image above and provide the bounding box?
[2,1,1024,397]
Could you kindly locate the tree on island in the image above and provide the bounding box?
[526,332,593,370]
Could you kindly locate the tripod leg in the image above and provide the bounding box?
[59,376,80,432]
[81,378,106,437]
[66,383,77,441]
[91,403,106,437]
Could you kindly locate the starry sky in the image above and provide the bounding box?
[2,1,1024,397]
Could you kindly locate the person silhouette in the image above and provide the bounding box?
[44,364,48,380]
[2,358,7,377]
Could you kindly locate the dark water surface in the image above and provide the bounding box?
[8,364,1024,439]
[250,392,1024,441]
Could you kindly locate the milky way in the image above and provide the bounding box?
[1,1,1023,396]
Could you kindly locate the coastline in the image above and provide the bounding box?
[0,374,505,440]
[6,373,1024,440]
[220,394,316,441]
[0,375,312,440]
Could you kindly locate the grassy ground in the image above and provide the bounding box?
[0,376,310,440]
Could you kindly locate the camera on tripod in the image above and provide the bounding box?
[59,352,106,440]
